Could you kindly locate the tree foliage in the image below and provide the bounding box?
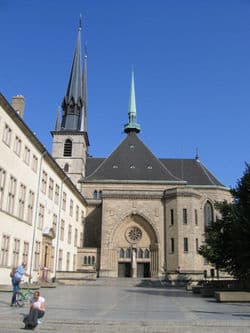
[199,163,250,281]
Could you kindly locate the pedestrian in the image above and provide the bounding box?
[23,290,45,330]
[10,261,31,306]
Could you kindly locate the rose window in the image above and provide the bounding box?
[126,227,142,243]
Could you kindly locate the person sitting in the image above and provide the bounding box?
[23,291,45,330]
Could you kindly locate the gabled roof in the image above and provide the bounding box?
[85,132,184,183]
[160,158,223,186]
[85,133,224,186]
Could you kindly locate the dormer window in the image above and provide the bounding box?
[113,165,118,169]
[130,165,135,169]
[147,165,152,170]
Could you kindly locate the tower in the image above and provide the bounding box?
[51,18,89,188]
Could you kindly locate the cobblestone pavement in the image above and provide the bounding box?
[1,285,250,332]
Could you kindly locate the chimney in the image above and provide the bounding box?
[12,95,25,118]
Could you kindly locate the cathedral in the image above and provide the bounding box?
[0,22,231,285]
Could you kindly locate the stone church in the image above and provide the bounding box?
[51,23,231,280]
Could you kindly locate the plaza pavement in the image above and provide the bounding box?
[1,283,250,333]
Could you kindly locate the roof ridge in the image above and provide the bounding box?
[197,161,217,186]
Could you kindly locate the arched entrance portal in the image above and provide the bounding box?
[112,214,158,278]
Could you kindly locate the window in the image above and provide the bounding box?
[204,202,213,230]
[68,224,72,244]
[22,241,29,263]
[63,139,72,157]
[183,208,187,224]
[93,190,97,199]
[138,248,143,258]
[92,256,95,265]
[144,249,150,258]
[66,252,70,271]
[31,155,38,173]
[34,241,41,271]
[119,248,124,258]
[38,204,45,230]
[170,209,174,225]
[76,205,79,222]
[62,192,66,211]
[0,167,6,209]
[27,190,35,224]
[170,238,175,253]
[74,228,78,247]
[70,199,73,216]
[7,176,17,215]
[184,238,188,252]
[23,146,30,165]
[64,163,69,172]
[14,136,22,156]
[1,234,10,266]
[12,238,20,267]
[60,219,65,241]
[41,171,47,194]
[52,214,57,236]
[55,184,59,205]
[48,178,54,200]
[58,249,63,271]
[125,248,131,258]
[73,254,76,271]
[196,238,199,253]
[84,256,87,265]
[2,123,12,146]
[18,183,26,220]
[195,209,198,225]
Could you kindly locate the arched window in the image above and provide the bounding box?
[119,248,124,258]
[64,139,72,157]
[88,256,91,265]
[84,256,87,265]
[144,249,150,258]
[125,248,131,258]
[64,163,69,172]
[138,248,143,258]
[92,256,95,265]
[93,190,98,199]
[204,201,213,230]
[99,191,102,198]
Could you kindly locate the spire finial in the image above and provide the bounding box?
[124,69,141,134]
[195,147,200,161]
[79,14,82,31]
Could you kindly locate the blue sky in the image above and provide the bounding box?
[1,0,249,188]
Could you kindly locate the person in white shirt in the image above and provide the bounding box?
[23,291,45,330]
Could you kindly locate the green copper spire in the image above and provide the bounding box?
[124,70,141,133]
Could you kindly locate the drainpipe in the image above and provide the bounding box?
[29,150,47,278]
[53,176,67,281]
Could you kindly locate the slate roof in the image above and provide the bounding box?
[85,132,224,186]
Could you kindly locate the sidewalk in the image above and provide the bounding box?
[1,284,250,332]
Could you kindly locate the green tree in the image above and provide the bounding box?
[199,163,250,282]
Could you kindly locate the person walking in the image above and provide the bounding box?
[23,290,45,330]
[10,261,31,306]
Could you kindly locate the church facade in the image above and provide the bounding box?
[51,24,231,280]
[0,23,231,285]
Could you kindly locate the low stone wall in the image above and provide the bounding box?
[55,270,97,285]
[215,291,250,302]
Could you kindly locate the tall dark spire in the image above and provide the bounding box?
[61,17,83,131]
[124,70,141,134]
[80,44,88,132]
